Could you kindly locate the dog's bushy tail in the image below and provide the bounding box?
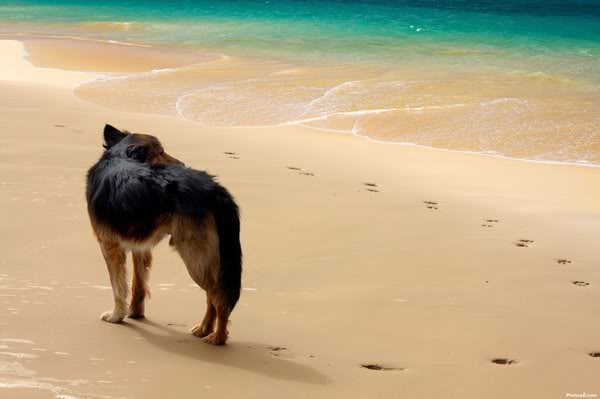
[212,185,242,313]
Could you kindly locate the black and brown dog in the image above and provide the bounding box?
[86,124,242,345]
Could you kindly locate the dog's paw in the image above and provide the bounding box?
[128,302,145,319]
[127,311,145,319]
[101,311,125,323]
[203,332,227,345]
[191,324,211,338]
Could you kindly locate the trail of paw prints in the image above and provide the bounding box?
[360,363,403,371]
[482,219,499,228]
[423,200,438,210]
[573,281,590,287]
[515,239,534,248]
[267,346,405,371]
[491,358,518,365]
[286,166,315,177]
[363,182,379,193]
[224,151,239,160]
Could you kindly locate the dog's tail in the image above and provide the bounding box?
[212,185,242,313]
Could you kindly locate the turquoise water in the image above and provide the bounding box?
[1,1,600,164]
[2,0,600,71]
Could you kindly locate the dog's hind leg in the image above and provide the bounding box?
[191,294,216,338]
[99,240,128,323]
[203,302,230,345]
[129,251,152,319]
[172,215,225,343]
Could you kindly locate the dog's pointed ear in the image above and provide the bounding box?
[126,144,148,162]
[103,124,128,149]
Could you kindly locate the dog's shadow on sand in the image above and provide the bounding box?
[124,319,330,385]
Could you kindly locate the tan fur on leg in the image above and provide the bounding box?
[191,294,216,338]
[99,240,128,323]
[129,251,152,318]
[204,305,229,345]
[172,214,227,344]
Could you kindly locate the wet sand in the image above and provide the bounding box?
[1,39,600,398]
[5,33,599,164]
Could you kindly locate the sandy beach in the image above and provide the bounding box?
[1,38,600,398]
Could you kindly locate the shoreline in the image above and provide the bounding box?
[233,122,600,170]
[2,34,598,168]
[0,39,100,88]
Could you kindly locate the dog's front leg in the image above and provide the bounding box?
[129,251,152,318]
[99,240,128,323]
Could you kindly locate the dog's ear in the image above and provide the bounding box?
[126,144,148,162]
[103,124,128,149]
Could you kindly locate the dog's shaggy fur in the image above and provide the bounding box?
[86,124,242,345]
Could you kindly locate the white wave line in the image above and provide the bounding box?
[0,339,34,344]
[479,97,527,106]
[0,352,38,359]
[83,54,230,85]
[175,90,201,118]
[303,80,360,113]
[295,121,600,169]
[9,33,151,48]
[281,103,467,126]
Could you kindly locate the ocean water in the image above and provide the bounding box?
[1,0,599,164]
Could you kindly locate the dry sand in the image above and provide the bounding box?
[1,39,600,398]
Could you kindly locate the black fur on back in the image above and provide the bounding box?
[86,133,242,311]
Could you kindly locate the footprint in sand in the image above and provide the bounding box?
[361,363,403,371]
[268,346,287,357]
[285,166,315,176]
[363,183,380,193]
[482,219,500,228]
[423,201,439,210]
[515,239,534,248]
[223,151,239,160]
[491,358,518,365]
[557,259,572,265]
[54,124,83,133]
[573,281,590,287]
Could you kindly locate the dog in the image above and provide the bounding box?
[86,124,242,345]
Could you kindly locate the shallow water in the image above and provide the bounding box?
[1,0,599,164]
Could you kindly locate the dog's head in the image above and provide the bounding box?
[103,124,183,166]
